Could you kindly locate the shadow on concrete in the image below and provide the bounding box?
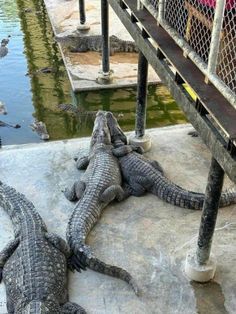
[191,281,228,314]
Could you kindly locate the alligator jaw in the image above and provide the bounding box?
[105,111,127,146]
[90,111,111,148]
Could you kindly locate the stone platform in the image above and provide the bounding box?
[43,0,160,91]
[0,125,235,313]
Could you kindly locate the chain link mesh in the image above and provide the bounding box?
[164,0,214,63]
[139,0,236,97]
[217,8,236,94]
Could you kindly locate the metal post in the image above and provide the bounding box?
[79,0,86,25]
[185,157,224,282]
[205,0,226,83]
[158,0,165,25]
[129,50,151,151]
[196,157,224,264]
[137,1,143,10]
[135,51,148,138]
[97,0,113,84]
[78,0,90,31]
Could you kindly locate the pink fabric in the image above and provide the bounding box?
[197,0,236,10]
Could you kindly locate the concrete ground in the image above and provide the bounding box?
[0,124,235,314]
[44,0,160,91]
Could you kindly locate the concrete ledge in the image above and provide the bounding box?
[0,125,235,313]
[44,0,160,91]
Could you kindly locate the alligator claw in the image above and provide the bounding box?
[68,255,87,272]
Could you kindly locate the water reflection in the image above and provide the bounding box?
[0,0,187,146]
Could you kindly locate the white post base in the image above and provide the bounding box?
[96,70,114,85]
[128,133,152,152]
[77,23,90,31]
[185,251,217,282]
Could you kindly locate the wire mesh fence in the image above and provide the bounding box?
[217,8,236,94]
[138,0,236,103]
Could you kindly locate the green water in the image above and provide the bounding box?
[0,0,187,146]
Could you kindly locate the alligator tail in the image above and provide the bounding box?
[0,181,45,231]
[72,242,139,295]
[219,188,236,207]
[152,176,236,210]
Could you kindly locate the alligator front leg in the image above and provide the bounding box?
[74,155,89,170]
[100,185,126,203]
[0,238,20,282]
[64,181,86,201]
[61,302,86,314]
[112,146,133,157]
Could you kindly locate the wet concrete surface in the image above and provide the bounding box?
[0,124,235,313]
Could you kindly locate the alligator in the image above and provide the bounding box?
[0,121,21,128]
[0,181,86,313]
[106,111,236,210]
[65,111,139,295]
[69,35,138,55]
[25,67,55,76]
[30,120,49,140]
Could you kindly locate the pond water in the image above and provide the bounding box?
[0,0,187,146]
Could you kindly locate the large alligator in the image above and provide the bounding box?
[0,181,86,313]
[65,111,139,295]
[106,111,236,210]
[69,35,138,55]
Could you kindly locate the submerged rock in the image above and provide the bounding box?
[0,43,8,58]
[0,101,7,115]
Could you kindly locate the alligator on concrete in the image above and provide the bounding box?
[69,35,138,55]
[65,111,139,295]
[106,111,236,210]
[30,120,49,140]
[0,181,86,314]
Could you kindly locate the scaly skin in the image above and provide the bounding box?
[65,111,139,295]
[0,181,86,314]
[106,111,236,210]
[70,35,138,55]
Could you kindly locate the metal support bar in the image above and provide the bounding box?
[108,0,236,181]
[79,0,86,25]
[196,157,224,264]
[157,0,165,24]
[135,51,148,138]
[101,0,110,74]
[205,0,226,83]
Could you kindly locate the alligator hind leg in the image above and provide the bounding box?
[45,233,86,271]
[100,185,126,203]
[126,176,153,197]
[45,233,71,257]
[0,238,20,282]
[61,302,86,314]
[64,181,86,201]
[147,159,164,174]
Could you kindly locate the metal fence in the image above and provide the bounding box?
[138,0,236,107]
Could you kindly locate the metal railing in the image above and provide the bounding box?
[137,0,236,108]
